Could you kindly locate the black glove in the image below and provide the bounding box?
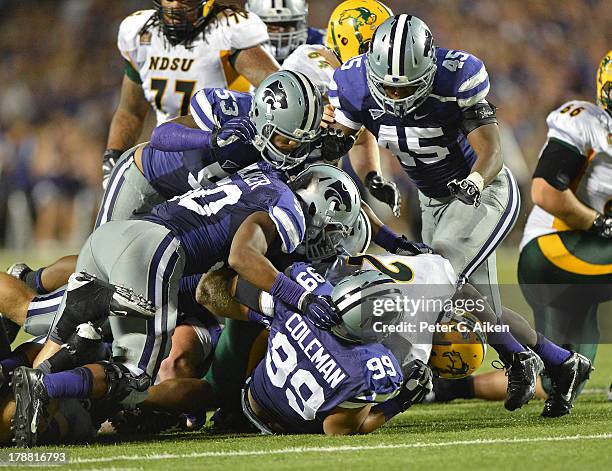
[299,293,342,330]
[319,127,356,162]
[393,235,434,256]
[365,171,401,217]
[102,149,124,190]
[395,360,433,408]
[447,178,481,207]
[591,212,612,238]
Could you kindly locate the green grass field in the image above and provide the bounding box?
[1,247,611,470]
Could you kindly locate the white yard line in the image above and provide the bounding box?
[71,433,612,464]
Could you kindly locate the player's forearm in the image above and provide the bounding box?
[233,46,280,87]
[357,409,388,434]
[228,248,280,293]
[150,121,214,151]
[467,124,503,187]
[106,109,146,151]
[348,131,381,182]
[532,179,597,231]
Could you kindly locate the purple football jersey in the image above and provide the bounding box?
[250,296,402,434]
[329,48,490,197]
[145,162,305,275]
[141,88,261,198]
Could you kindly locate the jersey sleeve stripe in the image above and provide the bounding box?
[334,109,363,130]
[458,65,488,92]
[270,206,305,253]
[189,91,217,131]
[457,83,490,108]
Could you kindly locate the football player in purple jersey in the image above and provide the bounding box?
[10,160,360,447]
[326,14,555,412]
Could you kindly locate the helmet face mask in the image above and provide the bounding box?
[246,0,308,62]
[597,50,612,114]
[252,122,317,170]
[251,71,323,170]
[153,0,212,44]
[365,14,437,117]
[290,164,362,262]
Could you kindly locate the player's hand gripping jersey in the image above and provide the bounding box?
[118,9,268,123]
[143,88,260,197]
[144,162,305,275]
[521,100,612,247]
[249,274,402,434]
[329,48,490,197]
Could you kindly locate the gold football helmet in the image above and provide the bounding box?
[429,310,487,379]
[325,0,393,63]
[597,50,612,113]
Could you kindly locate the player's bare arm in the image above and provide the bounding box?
[106,75,150,151]
[233,45,281,87]
[531,178,597,230]
[227,211,282,292]
[196,269,249,320]
[323,405,371,435]
[466,123,503,187]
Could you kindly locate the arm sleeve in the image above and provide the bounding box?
[328,78,363,130]
[532,139,586,190]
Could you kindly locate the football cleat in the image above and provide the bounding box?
[541,352,593,418]
[7,263,32,281]
[12,367,50,448]
[210,407,257,434]
[69,272,156,319]
[498,350,544,411]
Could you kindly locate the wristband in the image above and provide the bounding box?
[466,171,484,192]
[270,273,308,309]
[371,397,404,421]
[373,225,399,252]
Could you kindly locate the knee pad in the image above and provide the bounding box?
[97,361,151,405]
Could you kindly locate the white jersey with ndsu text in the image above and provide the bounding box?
[117,9,268,124]
[521,101,612,248]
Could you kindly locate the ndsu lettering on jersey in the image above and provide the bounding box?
[328,48,490,197]
[118,9,269,123]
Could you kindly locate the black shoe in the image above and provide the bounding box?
[211,407,257,433]
[541,352,593,418]
[500,350,544,411]
[68,272,156,319]
[12,367,50,448]
[7,263,32,281]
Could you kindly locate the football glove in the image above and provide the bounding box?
[102,149,124,190]
[299,293,342,330]
[395,359,434,409]
[319,127,356,163]
[591,212,612,238]
[393,235,434,256]
[447,174,483,207]
[212,117,256,148]
[365,171,401,217]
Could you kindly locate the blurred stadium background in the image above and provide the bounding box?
[0,0,608,252]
